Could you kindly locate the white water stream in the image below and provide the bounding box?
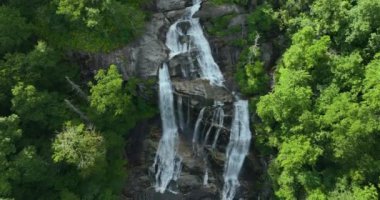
[153,64,181,193]
[222,100,252,200]
[165,0,224,86]
[153,0,252,198]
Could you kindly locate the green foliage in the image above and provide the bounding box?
[247,4,277,41]
[89,65,156,132]
[206,14,238,37]
[257,68,312,126]
[0,0,155,199]
[0,6,32,56]
[252,0,380,198]
[329,185,378,200]
[331,52,363,92]
[363,56,380,111]
[37,0,147,52]
[52,122,105,170]
[55,0,112,27]
[0,41,78,114]
[11,83,67,131]
[346,0,380,49]
[0,115,21,198]
[310,0,350,38]
[236,46,269,95]
[4,0,380,198]
[282,26,331,85]
[90,65,130,116]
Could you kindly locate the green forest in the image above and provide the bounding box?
[234,0,380,199]
[1,0,380,199]
[0,0,155,199]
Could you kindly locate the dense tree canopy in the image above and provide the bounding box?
[231,0,380,199]
[0,0,155,199]
[1,0,380,199]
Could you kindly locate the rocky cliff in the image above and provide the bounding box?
[75,0,273,199]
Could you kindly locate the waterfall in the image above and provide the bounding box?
[204,101,224,147]
[165,0,224,86]
[211,102,225,150]
[203,168,209,186]
[177,96,185,132]
[192,107,206,151]
[222,100,252,200]
[153,0,252,198]
[153,63,181,193]
[188,18,224,86]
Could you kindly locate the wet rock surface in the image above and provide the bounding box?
[123,116,223,200]
[193,3,244,19]
[156,0,192,11]
[75,0,265,199]
[74,12,170,80]
[172,79,233,103]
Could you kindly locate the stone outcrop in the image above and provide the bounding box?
[193,3,244,19]
[79,0,247,83]
[156,0,192,11]
[172,79,233,103]
[78,12,170,79]
[73,1,265,199]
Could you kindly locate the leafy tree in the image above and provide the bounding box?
[272,135,323,199]
[0,1,155,199]
[0,41,78,114]
[52,122,105,170]
[252,0,380,198]
[310,0,350,38]
[257,68,312,127]
[346,0,380,54]
[11,83,68,132]
[281,26,331,84]
[89,65,155,132]
[329,185,378,200]
[33,0,147,52]
[236,45,269,95]
[363,55,380,111]
[0,6,32,56]
[55,0,111,27]
[331,52,363,92]
[90,65,131,116]
[247,3,277,41]
[0,114,21,198]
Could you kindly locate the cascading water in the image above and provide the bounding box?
[153,63,181,193]
[177,96,185,132]
[192,107,206,151]
[204,101,224,148]
[165,0,224,86]
[153,0,252,198]
[212,105,224,149]
[222,100,252,200]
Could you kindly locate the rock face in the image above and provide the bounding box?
[78,1,249,83]
[123,116,223,200]
[77,12,170,79]
[193,3,244,19]
[172,79,233,103]
[156,0,192,11]
[74,0,264,199]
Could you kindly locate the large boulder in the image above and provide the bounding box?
[156,0,192,11]
[193,3,244,19]
[167,50,198,77]
[172,79,234,104]
[78,13,170,79]
[177,173,202,192]
[123,12,170,77]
